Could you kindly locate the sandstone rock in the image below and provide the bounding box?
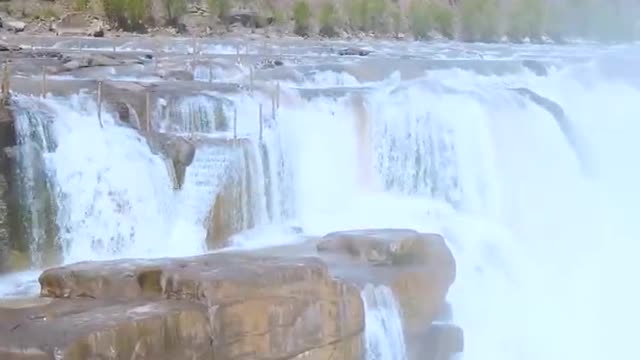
[4,18,26,33]
[204,139,261,249]
[0,299,213,360]
[86,20,105,38]
[317,229,455,268]
[148,132,195,189]
[55,12,88,36]
[337,47,372,56]
[316,229,456,334]
[34,252,364,360]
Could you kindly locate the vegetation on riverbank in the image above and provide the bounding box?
[0,0,638,42]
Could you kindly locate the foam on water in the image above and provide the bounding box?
[268,50,640,359]
[362,284,408,360]
[2,40,639,360]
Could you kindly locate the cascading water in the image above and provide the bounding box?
[2,38,639,360]
[361,284,408,360]
[266,50,640,359]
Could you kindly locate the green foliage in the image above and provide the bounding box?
[319,0,339,37]
[408,0,431,39]
[101,0,149,32]
[507,0,546,41]
[265,0,287,25]
[208,0,231,21]
[292,0,311,36]
[545,0,637,42]
[344,0,387,32]
[388,2,403,35]
[409,0,454,40]
[163,0,187,26]
[37,6,60,20]
[459,0,500,42]
[430,2,454,39]
[73,0,89,11]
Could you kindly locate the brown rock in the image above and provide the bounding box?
[315,229,456,336]
[54,12,88,36]
[147,132,196,190]
[0,298,212,360]
[204,139,261,249]
[35,252,365,360]
[317,229,456,269]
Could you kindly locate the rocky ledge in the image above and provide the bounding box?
[0,229,462,360]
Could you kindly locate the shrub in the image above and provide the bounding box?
[431,2,454,39]
[409,0,454,40]
[73,0,89,11]
[293,0,311,36]
[507,0,546,41]
[459,0,500,42]
[163,0,187,26]
[408,0,431,39]
[344,0,387,32]
[208,0,231,21]
[319,0,339,37]
[101,0,149,32]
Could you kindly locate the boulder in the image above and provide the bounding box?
[55,12,88,36]
[0,299,213,360]
[4,19,26,33]
[86,20,105,38]
[316,229,456,332]
[223,12,274,28]
[29,252,365,360]
[147,133,196,189]
[0,40,21,52]
[337,47,372,56]
[317,229,455,268]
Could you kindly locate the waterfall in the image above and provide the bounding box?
[2,40,640,360]
[265,54,640,360]
[3,92,289,269]
[362,284,408,360]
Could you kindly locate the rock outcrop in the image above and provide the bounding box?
[147,132,196,190]
[317,229,455,330]
[1,252,365,360]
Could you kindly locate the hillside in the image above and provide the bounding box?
[0,0,638,42]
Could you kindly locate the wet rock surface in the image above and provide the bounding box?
[0,252,365,359]
[248,229,459,357]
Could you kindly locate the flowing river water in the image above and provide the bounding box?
[1,37,639,360]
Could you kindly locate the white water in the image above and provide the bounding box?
[362,284,408,360]
[1,42,639,360]
[268,55,640,359]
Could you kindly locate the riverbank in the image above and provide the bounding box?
[0,0,638,44]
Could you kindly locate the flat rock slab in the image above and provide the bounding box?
[245,229,457,332]
[31,252,364,360]
[0,299,212,360]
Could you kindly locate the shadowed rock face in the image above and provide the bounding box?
[0,252,365,360]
